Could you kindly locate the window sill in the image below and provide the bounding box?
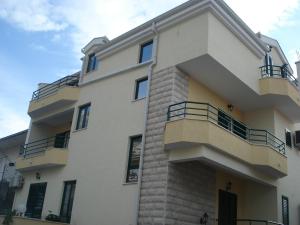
[123,181,138,185]
[132,97,146,102]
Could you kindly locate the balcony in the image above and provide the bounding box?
[259,65,300,107]
[164,102,287,178]
[16,135,69,171]
[28,74,80,118]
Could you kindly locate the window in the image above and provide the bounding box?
[25,183,47,219]
[126,136,142,183]
[285,129,292,148]
[139,40,153,63]
[135,78,148,100]
[76,104,91,130]
[218,110,231,130]
[233,120,247,140]
[60,181,76,223]
[282,196,289,225]
[86,53,97,73]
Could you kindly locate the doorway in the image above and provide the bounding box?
[218,189,237,225]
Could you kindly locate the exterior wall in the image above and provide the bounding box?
[207,12,262,94]
[188,78,244,121]
[215,170,277,223]
[14,66,147,225]
[155,13,209,71]
[244,108,275,133]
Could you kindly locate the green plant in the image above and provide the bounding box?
[2,210,15,225]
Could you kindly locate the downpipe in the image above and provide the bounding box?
[134,21,158,225]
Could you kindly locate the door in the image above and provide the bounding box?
[60,180,76,223]
[25,183,47,219]
[54,131,70,148]
[218,190,237,225]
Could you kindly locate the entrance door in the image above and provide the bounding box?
[60,180,76,223]
[218,190,237,225]
[25,183,47,219]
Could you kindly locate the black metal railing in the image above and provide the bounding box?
[167,102,285,155]
[31,74,79,101]
[20,135,69,157]
[236,219,284,225]
[260,65,298,87]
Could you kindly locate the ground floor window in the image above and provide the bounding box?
[60,180,76,223]
[126,136,142,183]
[25,182,47,219]
[282,196,289,225]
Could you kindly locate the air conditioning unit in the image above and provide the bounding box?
[294,130,300,148]
[10,174,24,189]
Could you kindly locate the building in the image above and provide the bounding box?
[1,0,300,224]
[0,130,27,215]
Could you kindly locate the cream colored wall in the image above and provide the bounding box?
[14,67,146,225]
[244,108,275,133]
[207,12,262,93]
[155,12,209,71]
[215,170,277,223]
[188,78,244,121]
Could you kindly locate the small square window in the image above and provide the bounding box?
[135,77,148,100]
[76,104,91,130]
[139,40,153,63]
[285,129,292,148]
[86,53,97,73]
[126,136,142,183]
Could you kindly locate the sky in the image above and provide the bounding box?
[0,0,299,137]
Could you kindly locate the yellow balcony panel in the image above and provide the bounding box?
[259,77,300,106]
[16,147,68,171]
[164,119,287,178]
[28,86,79,117]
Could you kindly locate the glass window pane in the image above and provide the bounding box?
[135,78,148,100]
[139,41,153,63]
[76,104,91,130]
[126,136,142,183]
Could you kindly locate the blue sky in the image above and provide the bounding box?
[0,0,299,137]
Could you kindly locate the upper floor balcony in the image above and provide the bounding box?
[28,74,80,118]
[16,133,69,171]
[259,64,300,110]
[164,102,287,178]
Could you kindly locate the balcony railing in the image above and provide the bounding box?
[20,135,69,157]
[167,102,285,155]
[260,64,298,87]
[236,219,284,225]
[31,74,79,101]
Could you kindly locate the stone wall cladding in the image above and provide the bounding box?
[166,162,216,225]
[138,66,215,225]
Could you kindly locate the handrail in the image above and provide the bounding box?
[31,74,79,101]
[20,135,69,157]
[167,101,286,155]
[260,64,298,87]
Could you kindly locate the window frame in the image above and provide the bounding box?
[60,180,76,224]
[285,128,292,148]
[134,77,148,100]
[138,40,153,64]
[86,53,97,73]
[125,135,142,183]
[282,196,289,225]
[75,103,91,130]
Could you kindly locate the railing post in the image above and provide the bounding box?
[167,105,170,121]
[183,102,187,118]
[266,131,268,145]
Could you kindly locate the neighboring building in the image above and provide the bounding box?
[1,0,300,225]
[0,130,27,215]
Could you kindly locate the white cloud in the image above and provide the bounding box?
[0,103,29,138]
[225,0,299,33]
[0,0,67,31]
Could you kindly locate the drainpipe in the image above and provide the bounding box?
[134,21,159,225]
